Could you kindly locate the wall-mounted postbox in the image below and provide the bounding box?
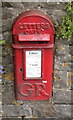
[12,10,55,101]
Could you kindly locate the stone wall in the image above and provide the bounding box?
[1,2,73,119]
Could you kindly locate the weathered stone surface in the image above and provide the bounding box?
[2,118,72,120]
[7,2,24,9]
[54,60,71,71]
[2,7,13,20]
[2,45,13,73]
[3,73,14,81]
[2,80,15,104]
[53,70,71,89]
[2,18,13,32]
[8,8,23,20]
[2,118,22,120]
[0,34,3,40]
[53,105,72,118]
[0,46,2,56]
[71,73,73,90]
[70,45,73,55]
[2,103,60,118]
[2,105,32,117]
[55,44,70,55]
[54,54,71,62]
[51,9,66,25]
[46,3,65,10]
[71,55,73,62]
[2,2,12,8]
[2,103,73,118]
[33,103,60,118]
[53,89,72,104]
[3,32,12,44]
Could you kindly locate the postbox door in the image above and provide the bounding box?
[16,48,53,100]
[23,49,44,80]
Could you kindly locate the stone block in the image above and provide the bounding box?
[54,59,71,71]
[2,2,12,8]
[2,118,22,120]
[8,2,24,9]
[9,8,23,19]
[70,45,73,55]
[2,19,13,32]
[2,45,13,73]
[54,54,71,63]
[53,89,72,104]
[55,38,71,45]
[3,31,12,44]
[71,55,73,62]
[2,105,32,117]
[0,46,2,57]
[53,105,72,118]
[55,44,70,55]
[32,102,60,118]
[2,7,13,20]
[53,70,72,89]
[2,80,15,104]
[0,34,3,40]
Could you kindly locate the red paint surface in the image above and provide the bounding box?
[12,10,55,101]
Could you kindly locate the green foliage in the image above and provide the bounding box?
[55,2,73,41]
[0,40,5,44]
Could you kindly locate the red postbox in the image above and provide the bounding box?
[12,10,55,101]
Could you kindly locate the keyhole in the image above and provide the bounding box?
[20,68,22,72]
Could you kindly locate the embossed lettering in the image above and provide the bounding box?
[18,23,50,34]
[18,83,49,97]
[18,83,34,97]
[34,83,49,96]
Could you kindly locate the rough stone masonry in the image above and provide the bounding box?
[1,2,73,119]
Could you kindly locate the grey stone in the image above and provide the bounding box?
[2,105,21,117]
[33,103,60,118]
[2,103,61,118]
[54,54,71,62]
[71,55,73,62]
[53,89,72,104]
[8,8,24,20]
[0,46,2,55]
[53,105,72,118]
[53,70,71,89]
[52,10,66,25]
[0,20,2,34]
[2,2,12,8]
[2,105,32,117]
[55,38,71,45]
[70,45,73,55]
[0,34,3,40]
[8,2,24,9]
[46,3,65,10]
[2,80,15,104]
[2,45,13,73]
[55,44,70,55]
[2,118,22,120]
[2,18,13,32]
[22,2,39,9]
[3,31,12,44]
[54,59,71,71]
[71,74,73,89]
[2,7,13,20]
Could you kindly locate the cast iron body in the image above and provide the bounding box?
[12,10,55,101]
